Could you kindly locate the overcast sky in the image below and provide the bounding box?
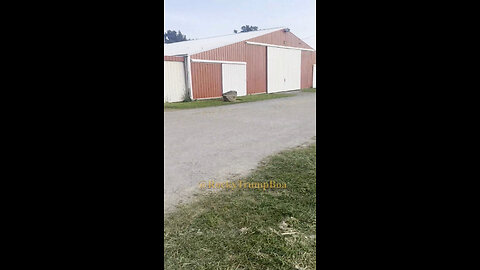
[164,0,316,49]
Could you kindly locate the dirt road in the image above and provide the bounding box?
[164,92,316,213]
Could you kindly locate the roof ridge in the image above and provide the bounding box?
[164,26,306,56]
[166,27,285,44]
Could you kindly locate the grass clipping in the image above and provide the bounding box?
[164,143,316,270]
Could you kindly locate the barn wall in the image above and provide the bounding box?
[191,62,222,99]
[247,30,313,49]
[192,42,267,95]
[164,56,184,62]
[192,42,246,62]
[164,60,187,103]
[301,51,317,89]
[189,29,316,98]
[246,45,267,94]
[250,30,317,90]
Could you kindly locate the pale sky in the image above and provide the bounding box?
[164,0,316,49]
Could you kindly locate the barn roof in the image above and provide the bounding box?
[163,27,285,56]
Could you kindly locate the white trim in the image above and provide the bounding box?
[186,55,194,100]
[191,59,247,65]
[245,41,315,51]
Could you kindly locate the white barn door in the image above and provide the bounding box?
[267,47,301,93]
[164,61,187,103]
[222,63,247,96]
[313,64,316,88]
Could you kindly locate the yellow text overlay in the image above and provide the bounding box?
[198,180,287,190]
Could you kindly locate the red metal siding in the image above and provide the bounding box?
[191,41,267,95]
[247,30,314,50]
[192,42,246,62]
[189,29,315,98]
[164,56,184,62]
[246,45,267,94]
[301,51,317,89]
[191,62,222,99]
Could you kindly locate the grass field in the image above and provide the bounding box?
[164,93,293,110]
[301,88,316,93]
[164,143,316,270]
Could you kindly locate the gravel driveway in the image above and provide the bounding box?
[164,92,316,214]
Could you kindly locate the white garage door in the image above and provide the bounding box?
[267,47,301,93]
[222,63,246,96]
[313,64,316,88]
[164,61,187,103]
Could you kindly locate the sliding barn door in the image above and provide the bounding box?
[267,47,301,93]
[222,63,247,96]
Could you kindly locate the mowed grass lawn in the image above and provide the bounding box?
[301,88,316,93]
[164,93,293,110]
[164,143,316,270]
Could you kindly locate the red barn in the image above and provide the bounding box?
[164,27,316,101]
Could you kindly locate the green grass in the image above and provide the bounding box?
[164,143,316,270]
[301,88,316,93]
[164,93,293,110]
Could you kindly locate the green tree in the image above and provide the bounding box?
[234,25,259,33]
[240,25,258,32]
[164,30,188,43]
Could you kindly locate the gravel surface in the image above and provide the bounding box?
[164,92,316,214]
